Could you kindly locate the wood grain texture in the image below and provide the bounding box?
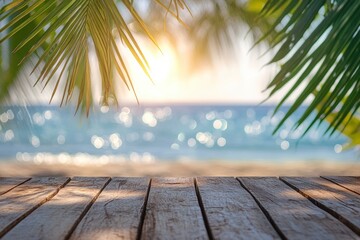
[70,177,150,240]
[141,177,208,240]
[281,177,360,235]
[239,177,358,240]
[0,177,69,237]
[2,177,109,240]
[196,177,280,240]
[0,178,30,196]
[322,176,360,195]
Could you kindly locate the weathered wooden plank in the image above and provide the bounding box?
[322,176,360,195]
[2,177,110,240]
[196,177,280,239]
[141,177,208,240]
[281,177,360,235]
[0,177,69,237]
[70,177,150,240]
[0,178,30,196]
[239,177,358,240]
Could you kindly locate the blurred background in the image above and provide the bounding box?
[0,0,359,176]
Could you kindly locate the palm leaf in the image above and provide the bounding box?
[187,0,272,65]
[0,8,45,102]
[0,0,188,113]
[136,0,273,71]
[259,0,360,136]
[315,92,360,149]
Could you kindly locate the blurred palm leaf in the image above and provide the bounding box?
[1,0,358,145]
[315,91,360,149]
[259,0,360,136]
[0,10,43,102]
[183,0,273,67]
[0,0,187,114]
[324,111,360,149]
[188,0,270,57]
[136,0,273,71]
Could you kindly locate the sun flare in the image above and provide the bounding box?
[148,44,177,84]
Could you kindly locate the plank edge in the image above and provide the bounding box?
[279,177,360,236]
[136,178,152,240]
[64,177,112,239]
[0,177,71,238]
[320,176,360,196]
[236,177,286,239]
[194,177,214,240]
[0,178,31,196]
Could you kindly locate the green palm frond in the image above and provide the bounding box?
[0,0,188,114]
[0,4,45,103]
[259,0,360,136]
[315,91,360,149]
[322,109,360,149]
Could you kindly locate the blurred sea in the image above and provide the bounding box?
[0,105,358,164]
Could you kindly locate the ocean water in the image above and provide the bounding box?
[0,105,358,164]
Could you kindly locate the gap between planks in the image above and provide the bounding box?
[1,177,359,239]
[0,177,71,238]
[236,178,286,240]
[321,176,360,196]
[64,177,112,240]
[0,178,31,196]
[69,178,151,240]
[239,177,358,239]
[140,177,208,239]
[136,178,152,240]
[2,177,151,240]
[194,178,215,240]
[280,177,360,236]
[197,177,281,240]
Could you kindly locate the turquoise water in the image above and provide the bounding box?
[0,105,358,163]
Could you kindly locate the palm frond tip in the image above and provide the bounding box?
[0,0,189,114]
[259,0,360,136]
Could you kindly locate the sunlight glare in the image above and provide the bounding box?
[149,46,175,84]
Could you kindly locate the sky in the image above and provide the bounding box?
[5,14,310,107]
[124,39,272,104]
[107,37,307,106]
[0,0,317,108]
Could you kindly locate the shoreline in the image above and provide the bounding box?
[1,159,359,177]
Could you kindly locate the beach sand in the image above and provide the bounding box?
[0,160,359,177]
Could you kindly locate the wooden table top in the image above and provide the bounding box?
[0,176,359,239]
